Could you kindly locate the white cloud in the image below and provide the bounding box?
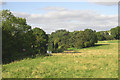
[93,2,117,6]
[41,6,67,11]
[87,0,119,6]
[12,7,118,34]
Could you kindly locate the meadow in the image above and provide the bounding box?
[2,40,118,78]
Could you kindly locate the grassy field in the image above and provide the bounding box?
[2,40,118,78]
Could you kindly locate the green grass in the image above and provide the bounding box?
[2,40,118,78]
[98,40,119,43]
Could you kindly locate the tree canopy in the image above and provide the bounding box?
[48,29,98,53]
[110,26,120,40]
[2,10,48,64]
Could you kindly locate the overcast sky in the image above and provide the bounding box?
[2,1,118,34]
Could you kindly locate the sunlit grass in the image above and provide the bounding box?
[2,40,118,78]
[98,40,118,43]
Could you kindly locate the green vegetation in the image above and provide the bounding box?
[48,26,120,53]
[1,10,119,78]
[2,10,48,64]
[96,31,114,41]
[110,26,120,40]
[2,40,118,78]
[68,40,118,51]
[2,10,120,64]
[98,40,118,43]
[48,30,70,53]
[32,28,48,54]
[96,26,120,41]
[48,29,97,53]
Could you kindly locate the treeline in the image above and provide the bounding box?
[1,10,120,64]
[96,26,120,41]
[48,29,97,53]
[2,10,48,64]
[47,26,120,53]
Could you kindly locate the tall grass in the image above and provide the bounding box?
[2,40,118,78]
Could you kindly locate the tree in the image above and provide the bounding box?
[32,28,48,55]
[48,29,70,53]
[84,29,98,46]
[96,30,115,40]
[2,10,29,62]
[110,26,120,40]
[48,29,98,52]
[96,32,106,41]
[74,31,86,48]
[2,10,48,64]
[74,29,97,48]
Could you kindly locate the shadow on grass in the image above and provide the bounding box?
[47,44,110,55]
[93,44,110,47]
[3,54,51,65]
[63,51,81,53]
[67,43,110,52]
[82,43,110,49]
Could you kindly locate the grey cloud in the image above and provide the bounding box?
[0,2,6,5]
[12,12,31,18]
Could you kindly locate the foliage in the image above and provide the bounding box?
[48,29,98,53]
[110,26,120,40]
[48,30,70,53]
[32,28,48,54]
[96,32,106,41]
[2,10,48,64]
[103,35,114,40]
[96,31,115,41]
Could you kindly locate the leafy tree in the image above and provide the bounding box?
[84,29,98,46]
[69,31,79,48]
[32,28,48,55]
[96,32,106,41]
[110,26,120,40]
[48,29,98,52]
[48,29,70,52]
[1,10,29,62]
[74,31,86,48]
[2,10,48,63]
[74,29,97,48]
[96,31,115,40]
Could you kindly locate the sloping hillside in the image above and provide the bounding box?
[2,40,118,78]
